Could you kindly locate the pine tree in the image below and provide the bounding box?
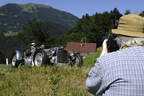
[125,10,131,15]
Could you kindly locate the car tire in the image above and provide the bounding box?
[34,50,48,67]
[11,54,20,68]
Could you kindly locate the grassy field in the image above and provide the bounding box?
[0,48,101,96]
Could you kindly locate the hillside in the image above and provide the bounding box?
[0,3,79,35]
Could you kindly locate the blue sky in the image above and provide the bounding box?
[0,0,144,18]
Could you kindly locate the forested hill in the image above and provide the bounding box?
[0,3,79,60]
[0,3,79,34]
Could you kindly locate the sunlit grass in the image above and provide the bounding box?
[0,48,102,96]
[83,47,102,67]
[0,66,91,96]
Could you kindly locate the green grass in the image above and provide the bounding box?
[0,48,102,96]
[83,47,102,67]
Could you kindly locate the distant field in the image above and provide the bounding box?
[0,48,101,96]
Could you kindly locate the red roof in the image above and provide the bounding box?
[65,42,96,53]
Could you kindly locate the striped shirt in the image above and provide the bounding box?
[86,46,144,96]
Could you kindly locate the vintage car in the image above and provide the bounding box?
[11,44,83,67]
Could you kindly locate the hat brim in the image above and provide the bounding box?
[112,29,144,38]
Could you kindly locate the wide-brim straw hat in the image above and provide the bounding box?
[112,14,144,38]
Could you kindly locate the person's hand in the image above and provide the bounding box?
[100,39,108,57]
[102,39,108,51]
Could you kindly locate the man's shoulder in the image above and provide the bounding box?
[97,46,144,63]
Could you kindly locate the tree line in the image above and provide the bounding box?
[1,8,144,63]
[19,8,122,48]
[16,8,144,48]
[61,8,144,46]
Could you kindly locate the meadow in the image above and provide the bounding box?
[0,48,101,96]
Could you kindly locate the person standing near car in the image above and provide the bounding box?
[86,14,144,96]
[24,42,36,56]
[30,42,36,54]
[40,44,45,49]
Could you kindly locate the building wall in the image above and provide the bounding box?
[67,51,96,57]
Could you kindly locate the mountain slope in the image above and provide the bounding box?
[0,3,79,35]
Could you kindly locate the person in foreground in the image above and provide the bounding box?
[86,14,144,96]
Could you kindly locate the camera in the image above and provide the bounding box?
[107,34,120,52]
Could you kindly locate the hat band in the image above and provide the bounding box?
[112,29,144,38]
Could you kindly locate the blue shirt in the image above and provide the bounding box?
[86,46,144,96]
